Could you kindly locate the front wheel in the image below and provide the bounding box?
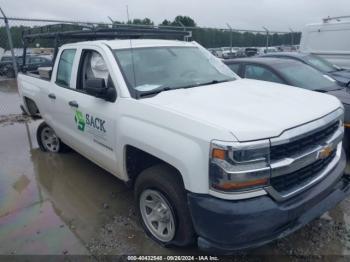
[135,164,195,247]
[36,122,68,153]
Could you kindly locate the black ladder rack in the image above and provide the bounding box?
[22,23,192,68]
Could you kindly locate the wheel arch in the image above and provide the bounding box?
[23,96,40,116]
[124,145,186,189]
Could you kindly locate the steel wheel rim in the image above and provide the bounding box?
[139,189,176,242]
[41,126,60,153]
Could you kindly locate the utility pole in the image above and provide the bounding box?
[126,5,130,24]
[0,7,18,78]
[289,27,294,46]
[262,26,269,53]
[226,23,233,51]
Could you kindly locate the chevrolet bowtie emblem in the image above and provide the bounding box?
[317,146,333,160]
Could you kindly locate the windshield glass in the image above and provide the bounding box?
[113,46,236,95]
[277,62,339,91]
[304,54,337,73]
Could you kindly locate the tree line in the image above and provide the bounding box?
[0,15,300,51]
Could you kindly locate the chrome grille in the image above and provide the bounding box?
[267,109,344,201]
[270,150,336,193]
[270,121,339,161]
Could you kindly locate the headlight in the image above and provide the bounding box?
[229,147,269,163]
[209,140,270,192]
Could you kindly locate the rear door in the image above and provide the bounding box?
[48,48,80,144]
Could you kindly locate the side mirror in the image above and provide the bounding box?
[85,78,116,102]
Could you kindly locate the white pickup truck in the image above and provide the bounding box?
[18,38,350,252]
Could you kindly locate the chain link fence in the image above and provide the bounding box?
[0,16,301,78]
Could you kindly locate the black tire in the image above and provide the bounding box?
[343,129,350,157]
[134,164,195,247]
[36,122,70,153]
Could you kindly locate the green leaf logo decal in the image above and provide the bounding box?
[74,110,85,131]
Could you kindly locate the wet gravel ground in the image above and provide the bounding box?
[1,79,350,259]
[0,114,31,126]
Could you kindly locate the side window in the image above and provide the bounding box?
[56,49,76,88]
[227,63,240,74]
[78,50,113,91]
[244,64,283,84]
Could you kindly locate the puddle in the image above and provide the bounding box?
[0,200,88,255]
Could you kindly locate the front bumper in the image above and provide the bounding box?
[188,150,349,253]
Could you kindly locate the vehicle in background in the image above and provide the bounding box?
[264,47,279,53]
[244,47,258,57]
[256,47,266,56]
[300,16,350,69]
[261,52,350,87]
[224,57,350,152]
[18,26,349,253]
[208,48,224,58]
[279,45,299,52]
[0,54,52,78]
[0,55,23,78]
[222,49,237,59]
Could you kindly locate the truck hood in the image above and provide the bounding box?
[144,79,341,141]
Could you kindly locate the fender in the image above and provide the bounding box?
[115,100,235,194]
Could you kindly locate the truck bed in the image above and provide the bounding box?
[17,72,51,116]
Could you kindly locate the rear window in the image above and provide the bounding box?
[56,49,76,88]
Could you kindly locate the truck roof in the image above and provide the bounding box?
[64,39,196,50]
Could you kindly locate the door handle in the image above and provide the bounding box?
[48,93,56,99]
[68,101,79,108]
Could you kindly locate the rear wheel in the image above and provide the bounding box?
[36,122,69,153]
[135,164,195,247]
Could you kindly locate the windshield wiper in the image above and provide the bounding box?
[179,79,232,89]
[313,88,328,93]
[137,86,173,98]
[137,79,232,98]
[193,79,231,87]
[330,68,345,73]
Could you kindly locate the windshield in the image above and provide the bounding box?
[113,46,236,96]
[277,62,339,91]
[304,54,337,73]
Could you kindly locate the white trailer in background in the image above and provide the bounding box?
[300,16,350,69]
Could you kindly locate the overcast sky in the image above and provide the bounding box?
[0,0,348,31]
